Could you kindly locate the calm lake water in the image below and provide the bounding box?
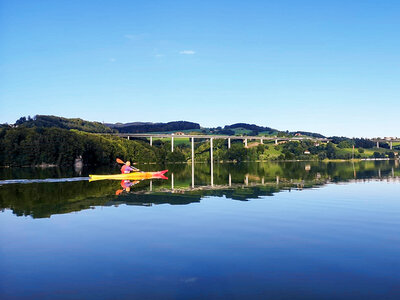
[1,161,400,299]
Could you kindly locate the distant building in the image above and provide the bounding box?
[304,150,311,155]
[175,132,185,136]
[295,133,302,136]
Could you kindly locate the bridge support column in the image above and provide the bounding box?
[171,137,174,152]
[127,136,130,140]
[244,138,248,148]
[275,139,278,145]
[150,136,152,146]
[390,142,393,150]
[192,137,195,188]
[191,137,195,162]
[377,141,379,149]
[150,180,152,192]
[210,138,213,162]
[229,173,231,187]
[260,139,263,144]
[171,173,174,190]
[210,138,213,187]
[228,138,231,149]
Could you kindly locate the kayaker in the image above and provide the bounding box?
[121,161,134,174]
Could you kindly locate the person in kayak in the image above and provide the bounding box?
[121,161,135,174]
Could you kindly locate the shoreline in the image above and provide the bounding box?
[0,158,399,168]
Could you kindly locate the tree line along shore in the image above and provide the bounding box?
[0,125,399,167]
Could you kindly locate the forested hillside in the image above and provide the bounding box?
[15,115,114,133]
[224,123,278,135]
[0,127,157,166]
[107,121,200,133]
[11,115,326,138]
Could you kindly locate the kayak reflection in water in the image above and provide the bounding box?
[115,179,140,195]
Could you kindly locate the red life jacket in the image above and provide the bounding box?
[121,165,129,174]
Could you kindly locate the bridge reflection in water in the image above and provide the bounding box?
[162,159,400,194]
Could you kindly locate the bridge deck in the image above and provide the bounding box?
[115,133,331,142]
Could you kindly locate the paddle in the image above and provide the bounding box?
[116,158,140,172]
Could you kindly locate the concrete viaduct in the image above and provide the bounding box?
[116,133,331,151]
[115,133,399,153]
[371,139,400,150]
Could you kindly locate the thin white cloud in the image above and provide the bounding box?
[179,50,196,55]
[109,58,116,62]
[155,54,165,58]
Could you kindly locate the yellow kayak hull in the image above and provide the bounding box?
[89,170,168,182]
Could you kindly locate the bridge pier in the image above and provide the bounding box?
[260,139,263,144]
[171,137,174,152]
[191,137,195,162]
[275,139,278,145]
[210,138,213,162]
[228,138,231,149]
[210,138,214,186]
[244,138,248,148]
[150,136,152,146]
[376,141,379,149]
[390,142,393,150]
[127,136,130,140]
[192,137,195,188]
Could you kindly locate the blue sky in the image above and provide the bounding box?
[1,0,399,137]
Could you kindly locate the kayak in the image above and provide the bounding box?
[89,170,168,182]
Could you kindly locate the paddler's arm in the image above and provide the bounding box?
[125,166,139,172]
[130,165,140,172]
